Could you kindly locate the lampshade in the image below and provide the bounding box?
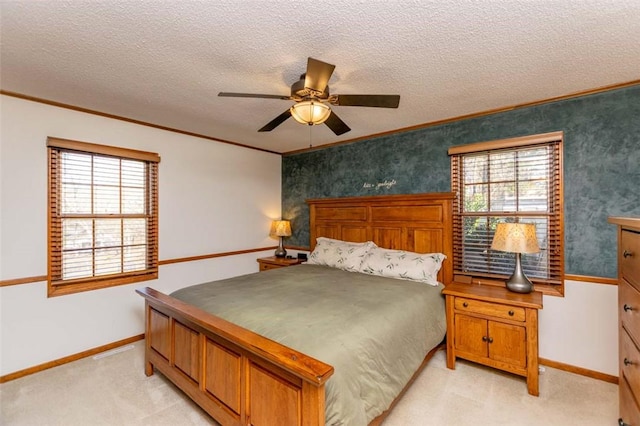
[270,220,292,237]
[290,100,331,125]
[491,222,540,293]
[491,223,540,254]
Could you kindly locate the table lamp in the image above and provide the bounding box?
[490,222,540,293]
[270,220,291,258]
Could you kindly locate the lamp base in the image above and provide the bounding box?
[506,276,534,294]
[274,237,287,258]
[506,253,534,294]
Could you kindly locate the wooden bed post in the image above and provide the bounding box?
[301,382,326,426]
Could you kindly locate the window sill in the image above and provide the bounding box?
[48,271,158,297]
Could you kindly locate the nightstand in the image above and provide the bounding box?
[257,256,304,272]
[442,282,543,396]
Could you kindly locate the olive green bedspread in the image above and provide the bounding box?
[171,264,446,425]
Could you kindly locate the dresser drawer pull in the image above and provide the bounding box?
[619,418,630,426]
[463,302,469,308]
[508,310,514,316]
[624,358,634,366]
[623,250,633,258]
[624,304,634,312]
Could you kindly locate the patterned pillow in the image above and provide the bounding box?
[360,247,446,286]
[307,238,376,272]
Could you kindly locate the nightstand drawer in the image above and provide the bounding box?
[621,230,640,287]
[260,263,280,271]
[455,297,525,321]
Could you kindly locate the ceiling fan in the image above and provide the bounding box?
[218,57,400,136]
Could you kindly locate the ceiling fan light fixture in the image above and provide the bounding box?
[290,100,331,126]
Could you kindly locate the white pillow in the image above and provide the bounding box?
[360,247,446,286]
[307,237,375,272]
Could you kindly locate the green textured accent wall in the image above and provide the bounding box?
[282,85,640,278]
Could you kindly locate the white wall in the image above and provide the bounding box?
[540,280,618,376]
[0,95,281,376]
[0,96,620,380]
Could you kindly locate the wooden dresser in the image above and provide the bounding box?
[609,217,640,426]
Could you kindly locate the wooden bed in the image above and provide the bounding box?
[136,192,454,426]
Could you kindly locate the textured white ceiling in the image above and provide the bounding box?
[1,0,639,153]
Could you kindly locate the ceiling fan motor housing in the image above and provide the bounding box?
[291,74,329,100]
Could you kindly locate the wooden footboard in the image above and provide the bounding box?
[136,287,334,426]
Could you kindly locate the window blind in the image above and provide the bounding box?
[450,135,563,287]
[48,137,159,296]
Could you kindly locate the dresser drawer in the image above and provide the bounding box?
[621,327,640,394]
[622,230,640,287]
[455,297,525,321]
[620,375,640,426]
[621,279,640,344]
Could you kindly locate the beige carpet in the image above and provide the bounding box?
[0,341,617,425]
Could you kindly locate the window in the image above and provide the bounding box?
[449,132,563,295]
[48,137,160,296]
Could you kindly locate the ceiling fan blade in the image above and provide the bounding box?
[324,111,351,136]
[258,109,292,132]
[219,92,292,100]
[333,94,400,108]
[304,58,335,93]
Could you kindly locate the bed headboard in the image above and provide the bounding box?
[306,192,455,285]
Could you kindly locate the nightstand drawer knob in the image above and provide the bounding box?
[624,304,634,312]
[508,310,514,316]
[463,302,469,308]
[624,358,634,366]
[623,250,633,258]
